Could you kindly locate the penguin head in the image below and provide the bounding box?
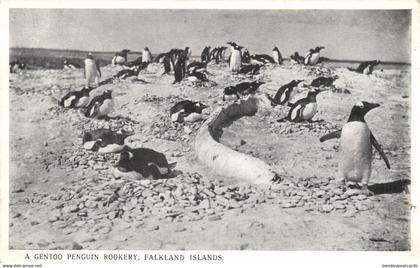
[144,47,149,51]
[315,46,325,52]
[116,151,132,171]
[121,49,130,53]
[273,46,279,51]
[87,53,94,59]
[348,101,380,122]
[193,102,208,113]
[308,48,315,53]
[103,90,113,98]
[118,129,135,139]
[294,79,304,85]
[63,59,68,64]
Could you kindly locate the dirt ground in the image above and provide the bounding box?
[8,61,411,250]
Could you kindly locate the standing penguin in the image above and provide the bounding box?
[304,46,325,65]
[59,86,94,108]
[84,53,101,88]
[266,79,304,106]
[201,46,211,63]
[84,90,114,119]
[320,101,391,194]
[279,88,324,122]
[272,47,283,64]
[228,42,242,72]
[142,47,153,63]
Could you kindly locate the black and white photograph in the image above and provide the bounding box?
[1,2,419,267]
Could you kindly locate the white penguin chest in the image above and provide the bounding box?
[75,96,90,108]
[273,51,279,63]
[339,121,373,181]
[64,95,76,108]
[301,102,317,120]
[98,99,114,116]
[230,50,242,70]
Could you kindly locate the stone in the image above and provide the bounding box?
[320,204,334,213]
[208,215,222,221]
[174,226,187,232]
[63,205,79,214]
[11,212,21,218]
[147,224,160,231]
[345,189,361,197]
[281,203,296,208]
[37,239,50,248]
[71,241,83,250]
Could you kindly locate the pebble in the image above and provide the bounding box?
[174,226,187,232]
[208,215,222,221]
[71,241,83,250]
[63,205,79,214]
[37,239,50,248]
[147,224,160,231]
[11,212,21,218]
[345,189,361,197]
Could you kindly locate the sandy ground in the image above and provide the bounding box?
[8,61,410,250]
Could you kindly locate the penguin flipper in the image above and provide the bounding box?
[320,130,341,142]
[371,134,391,169]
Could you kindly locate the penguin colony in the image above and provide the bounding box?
[48,41,389,197]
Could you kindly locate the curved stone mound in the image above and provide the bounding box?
[195,96,277,185]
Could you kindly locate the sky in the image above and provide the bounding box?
[9,9,411,62]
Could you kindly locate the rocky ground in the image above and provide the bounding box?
[8,61,411,250]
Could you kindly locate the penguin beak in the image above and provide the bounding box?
[365,102,380,111]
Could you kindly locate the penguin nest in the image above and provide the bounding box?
[180,80,217,88]
[147,115,203,142]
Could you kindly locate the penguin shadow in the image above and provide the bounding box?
[368,179,411,195]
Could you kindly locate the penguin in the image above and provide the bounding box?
[201,46,211,63]
[347,60,381,75]
[279,88,324,122]
[216,47,227,63]
[187,62,207,74]
[290,52,305,64]
[209,47,218,63]
[63,59,81,69]
[240,49,250,64]
[84,53,101,88]
[9,61,26,73]
[170,100,208,122]
[154,53,167,63]
[239,64,262,76]
[251,54,275,64]
[304,46,325,65]
[113,148,171,180]
[309,75,338,88]
[173,50,187,83]
[319,101,391,194]
[272,47,283,64]
[228,42,242,72]
[59,86,94,108]
[82,128,134,153]
[142,47,153,63]
[266,79,304,106]
[112,49,130,65]
[223,81,265,100]
[84,90,114,119]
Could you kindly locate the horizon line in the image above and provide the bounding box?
[9,46,412,66]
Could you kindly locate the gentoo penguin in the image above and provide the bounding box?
[63,59,81,69]
[272,47,283,64]
[173,50,187,83]
[113,148,171,180]
[201,46,211,63]
[170,100,208,122]
[9,61,26,73]
[84,90,114,119]
[187,62,207,74]
[239,64,262,76]
[266,79,304,106]
[251,54,275,64]
[242,49,251,64]
[215,47,227,63]
[279,88,324,122]
[59,86,94,108]
[142,47,153,63]
[228,42,242,72]
[304,46,325,65]
[223,81,265,101]
[112,49,130,65]
[290,52,305,64]
[309,75,338,88]
[348,60,382,75]
[84,53,101,88]
[320,101,391,194]
[83,128,134,153]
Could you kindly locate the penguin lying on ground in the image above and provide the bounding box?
[304,46,325,65]
[290,52,305,64]
[251,54,275,64]
[309,75,339,88]
[223,81,265,101]
[347,60,382,75]
[59,86,95,108]
[239,64,263,76]
[187,62,207,74]
[113,147,171,180]
[84,90,114,119]
[83,128,134,153]
[170,100,208,122]
[277,88,325,122]
[272,47,283,64]
[112,49,130,65]
[320,101,391,195]
[63,59,81,69]
[266,79,304,106]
